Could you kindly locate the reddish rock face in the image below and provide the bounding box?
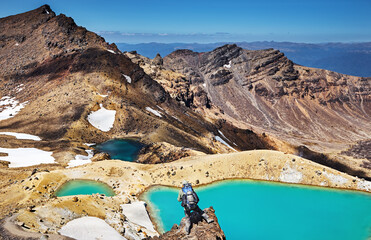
[157,44,371,178]
[163,45,370,148]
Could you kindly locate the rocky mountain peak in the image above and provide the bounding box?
[212,43,241,57]
[152,53,163,65]
[0,5,120,77]
[0,5,55,38]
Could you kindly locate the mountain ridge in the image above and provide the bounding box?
[117,41,371,77]
[126,44,371,179]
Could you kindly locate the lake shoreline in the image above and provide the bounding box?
[139,178,371,234]
[1,150,370,236]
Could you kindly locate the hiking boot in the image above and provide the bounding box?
[202,213,214,223]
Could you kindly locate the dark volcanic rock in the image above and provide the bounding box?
[150,207,225,240]
[152,53,163,66]
[341,140,371,161]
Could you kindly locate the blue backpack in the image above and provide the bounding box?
[182,183,198,209]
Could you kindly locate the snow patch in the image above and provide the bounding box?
[107,49,116,54]
[99,94,108,98]
[215,136,236,151]
[123,74,132,83]
[85,143,96,147]
[0,96,28,121]
[15,43,19,46]
[59,216,126,240]
[223,60,232,69]
[45,9,50,14]
[217,130,227,139]
[145,107,162,117]
[217,130,238,147]
[172,115,182,122]
[357,179,371,191]
[202,83,206,88]
[323,171,348,185]
[121,201,157,236]
[87,104,116,132]
[279,164,303,183]
[67,150,94,168]
[16,84,24,92]
[0,147,55,168]
[0,132,41,141]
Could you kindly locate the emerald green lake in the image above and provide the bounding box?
[55,180,115,197]
[94,139,144,162]
[143,180,371,240]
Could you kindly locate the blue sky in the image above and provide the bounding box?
[1,0,370,43]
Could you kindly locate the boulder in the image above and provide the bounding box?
[150,207,226,240]
[91,152,110,162]
[152,53,163,66]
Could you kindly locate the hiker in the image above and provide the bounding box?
[177,180,213,234]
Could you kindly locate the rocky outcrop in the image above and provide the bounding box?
[341,140,371,169]
[137,142,205,164]
[150,207,225,240]
[152,53,163,66]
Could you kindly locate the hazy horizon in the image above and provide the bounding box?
[112,40,371,44]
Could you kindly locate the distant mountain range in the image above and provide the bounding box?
[117,42,371,77]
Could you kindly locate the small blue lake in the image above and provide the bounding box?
[94,139,144,162]
[55,180,115,197]
[142,180,371,240]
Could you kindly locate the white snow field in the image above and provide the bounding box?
[67,149,94,168]
[121,201,157,234]
[107,49,116,54]
[87,104,116,132]
[215,136,237,151]
[0,132,41,141]
[223,60,232,68]
[0,147,55,168]
[0,96,28,121]
[59,216,126,240]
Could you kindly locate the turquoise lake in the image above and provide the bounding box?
[94,139,144,161]
[55,180,115,197]
[142,180,371,240]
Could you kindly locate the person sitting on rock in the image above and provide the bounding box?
[177,180,213,234]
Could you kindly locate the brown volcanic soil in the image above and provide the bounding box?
[0,5,274,168]
[125,45,371,178]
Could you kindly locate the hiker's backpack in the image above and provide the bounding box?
[182,183,198,209]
